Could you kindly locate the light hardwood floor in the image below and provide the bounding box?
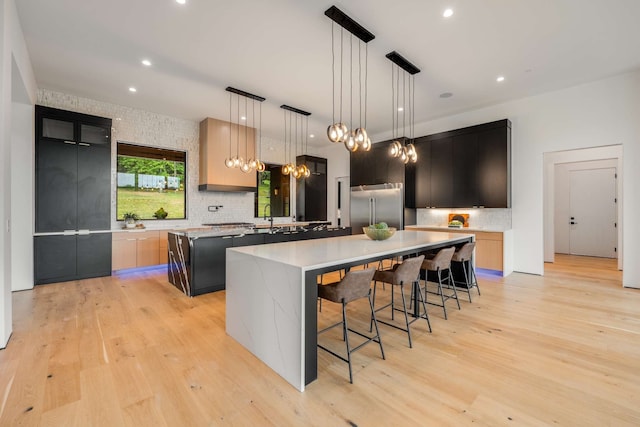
[1,255,638,426]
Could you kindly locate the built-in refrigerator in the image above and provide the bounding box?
[350,183,415,234]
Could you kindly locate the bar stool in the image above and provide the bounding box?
[421,247,460,319]
[317,268,385,383]
[451,242,480,302]
[371,255,430,348]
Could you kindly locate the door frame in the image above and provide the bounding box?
[543,145,623,270]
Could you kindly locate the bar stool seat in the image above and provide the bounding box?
[451,242,480,302]
[371,255,430,348]
[317,268,385,383]
[421,246,460,319]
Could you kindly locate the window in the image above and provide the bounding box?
[117,142,187,220]
[255,164,290,218]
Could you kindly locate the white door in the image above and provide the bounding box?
[569,168,617,258]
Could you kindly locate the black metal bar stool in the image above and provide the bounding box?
[371,255,430,348]
[451,242,481,302]
[420,246,460,319]
[317,268,385,383]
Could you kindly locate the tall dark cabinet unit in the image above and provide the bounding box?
[296,155,327,222]
[406,119,511,209]
[34,106,113,284]
[350,141,405,186]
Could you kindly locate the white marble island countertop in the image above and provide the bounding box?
[228,230,475,271]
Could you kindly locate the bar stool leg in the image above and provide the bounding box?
[449,270,461,310]
[437,269,448,320]
[368,294,386,360]
[399,283,412,348]
[416,280,432,332]
[341,302,354,383]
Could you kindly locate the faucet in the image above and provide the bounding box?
[263,204,273,229]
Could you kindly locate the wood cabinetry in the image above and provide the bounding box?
[405,119,511,209]
[296,155,327,221]
[112,231,162,270]
[34,106,112,285]
[408,226,508,274]
[198,117,256,192]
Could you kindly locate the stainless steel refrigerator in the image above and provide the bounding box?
[350,183,414,234]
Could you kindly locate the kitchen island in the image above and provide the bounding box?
[225,230,473,391]
[168,226,351,296]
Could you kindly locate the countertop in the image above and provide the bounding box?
[170,226,349,239]
[228,230,474,270]
[406,225,511,233]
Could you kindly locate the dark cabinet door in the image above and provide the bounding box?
[76,233,112,278]
[411,138,431,208]
[350,148,374,186]
[374,143,404,185]
[477,126,510,207]
[191,236,233,295]
[77,124,111,230]
[452,133,478,208]
[233,234,265,247]
[34,235,78,284]
[296,156,327,222]
[36,139,78,232]
[430,137,453,208]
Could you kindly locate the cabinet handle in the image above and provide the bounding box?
[78,142,91,147]
[63,140,77,145]
[222,236,233,239]
[63,230,76,235]
[138,238,147,241]
[78,229,90,235]
[126,238,137,241]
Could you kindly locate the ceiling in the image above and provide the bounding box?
[15,0,640,147]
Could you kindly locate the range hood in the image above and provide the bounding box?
[198,117,257,192]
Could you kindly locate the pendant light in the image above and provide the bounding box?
[280,104,312,179]
[325,6,374,152]
[223,86,265,171]
[386,51,420,164]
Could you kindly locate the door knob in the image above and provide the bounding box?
[570,221,577,225]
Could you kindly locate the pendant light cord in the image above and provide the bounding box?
[331,22,335,125]
[229,92,232,158]
[339,28,343,124]
[364,43,368,129]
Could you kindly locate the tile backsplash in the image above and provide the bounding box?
[416,208,512,229]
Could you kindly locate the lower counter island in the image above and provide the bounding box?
[225,230,473,391]
[167,226,351,296]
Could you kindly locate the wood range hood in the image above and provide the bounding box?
[198,117,257,192]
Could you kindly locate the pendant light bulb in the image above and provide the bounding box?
[328,124,341,143]
[362,137,372,152]
[344,132,358,152]
[354,128,368,145]
[304,166,311,178]
[224,157,235,168]
[256,161,266,173]
[400,148,408,163]
[248,158,258,169]
[240,162,251,173]
[406,143,416,158]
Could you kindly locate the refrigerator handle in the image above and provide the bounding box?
[372,197,376,225]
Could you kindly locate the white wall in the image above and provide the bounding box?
[369,71,640,287]
[0,0,37,347]
[553,158,619,258]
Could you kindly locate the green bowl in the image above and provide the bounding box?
[363,227,396,241]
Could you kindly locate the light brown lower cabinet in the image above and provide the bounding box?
[407,226,507,273]
[112,230,163,270]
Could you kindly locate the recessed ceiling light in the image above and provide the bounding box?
[128,87,137,93]
[496,76,505,82]
[309,134,315,138]
[141,59,152,67]
[439,92,453,98]
[397,107,404,112]
[115,117,122,121]
[176,0,186,4]
[443,9,454,18]
[240,116,246,121]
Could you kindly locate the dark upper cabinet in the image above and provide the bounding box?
[350,142,405,187]
[408,119,511,209]
[452,133,478,208]
[430,137,454,208]
[36,106,112,232]
[296,155,327,222]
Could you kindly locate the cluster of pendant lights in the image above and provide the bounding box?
[224,87,266,173]
[325,6,373,153]
[325,6,421,163]
[387,51,420,164]
[281,105,312,179]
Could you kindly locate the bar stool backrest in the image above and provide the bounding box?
[328,268,376,304]
[392,255,425,285]
[429,247,456,270]
[452,242,475,262]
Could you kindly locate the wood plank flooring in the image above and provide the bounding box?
[0,255,638,426]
